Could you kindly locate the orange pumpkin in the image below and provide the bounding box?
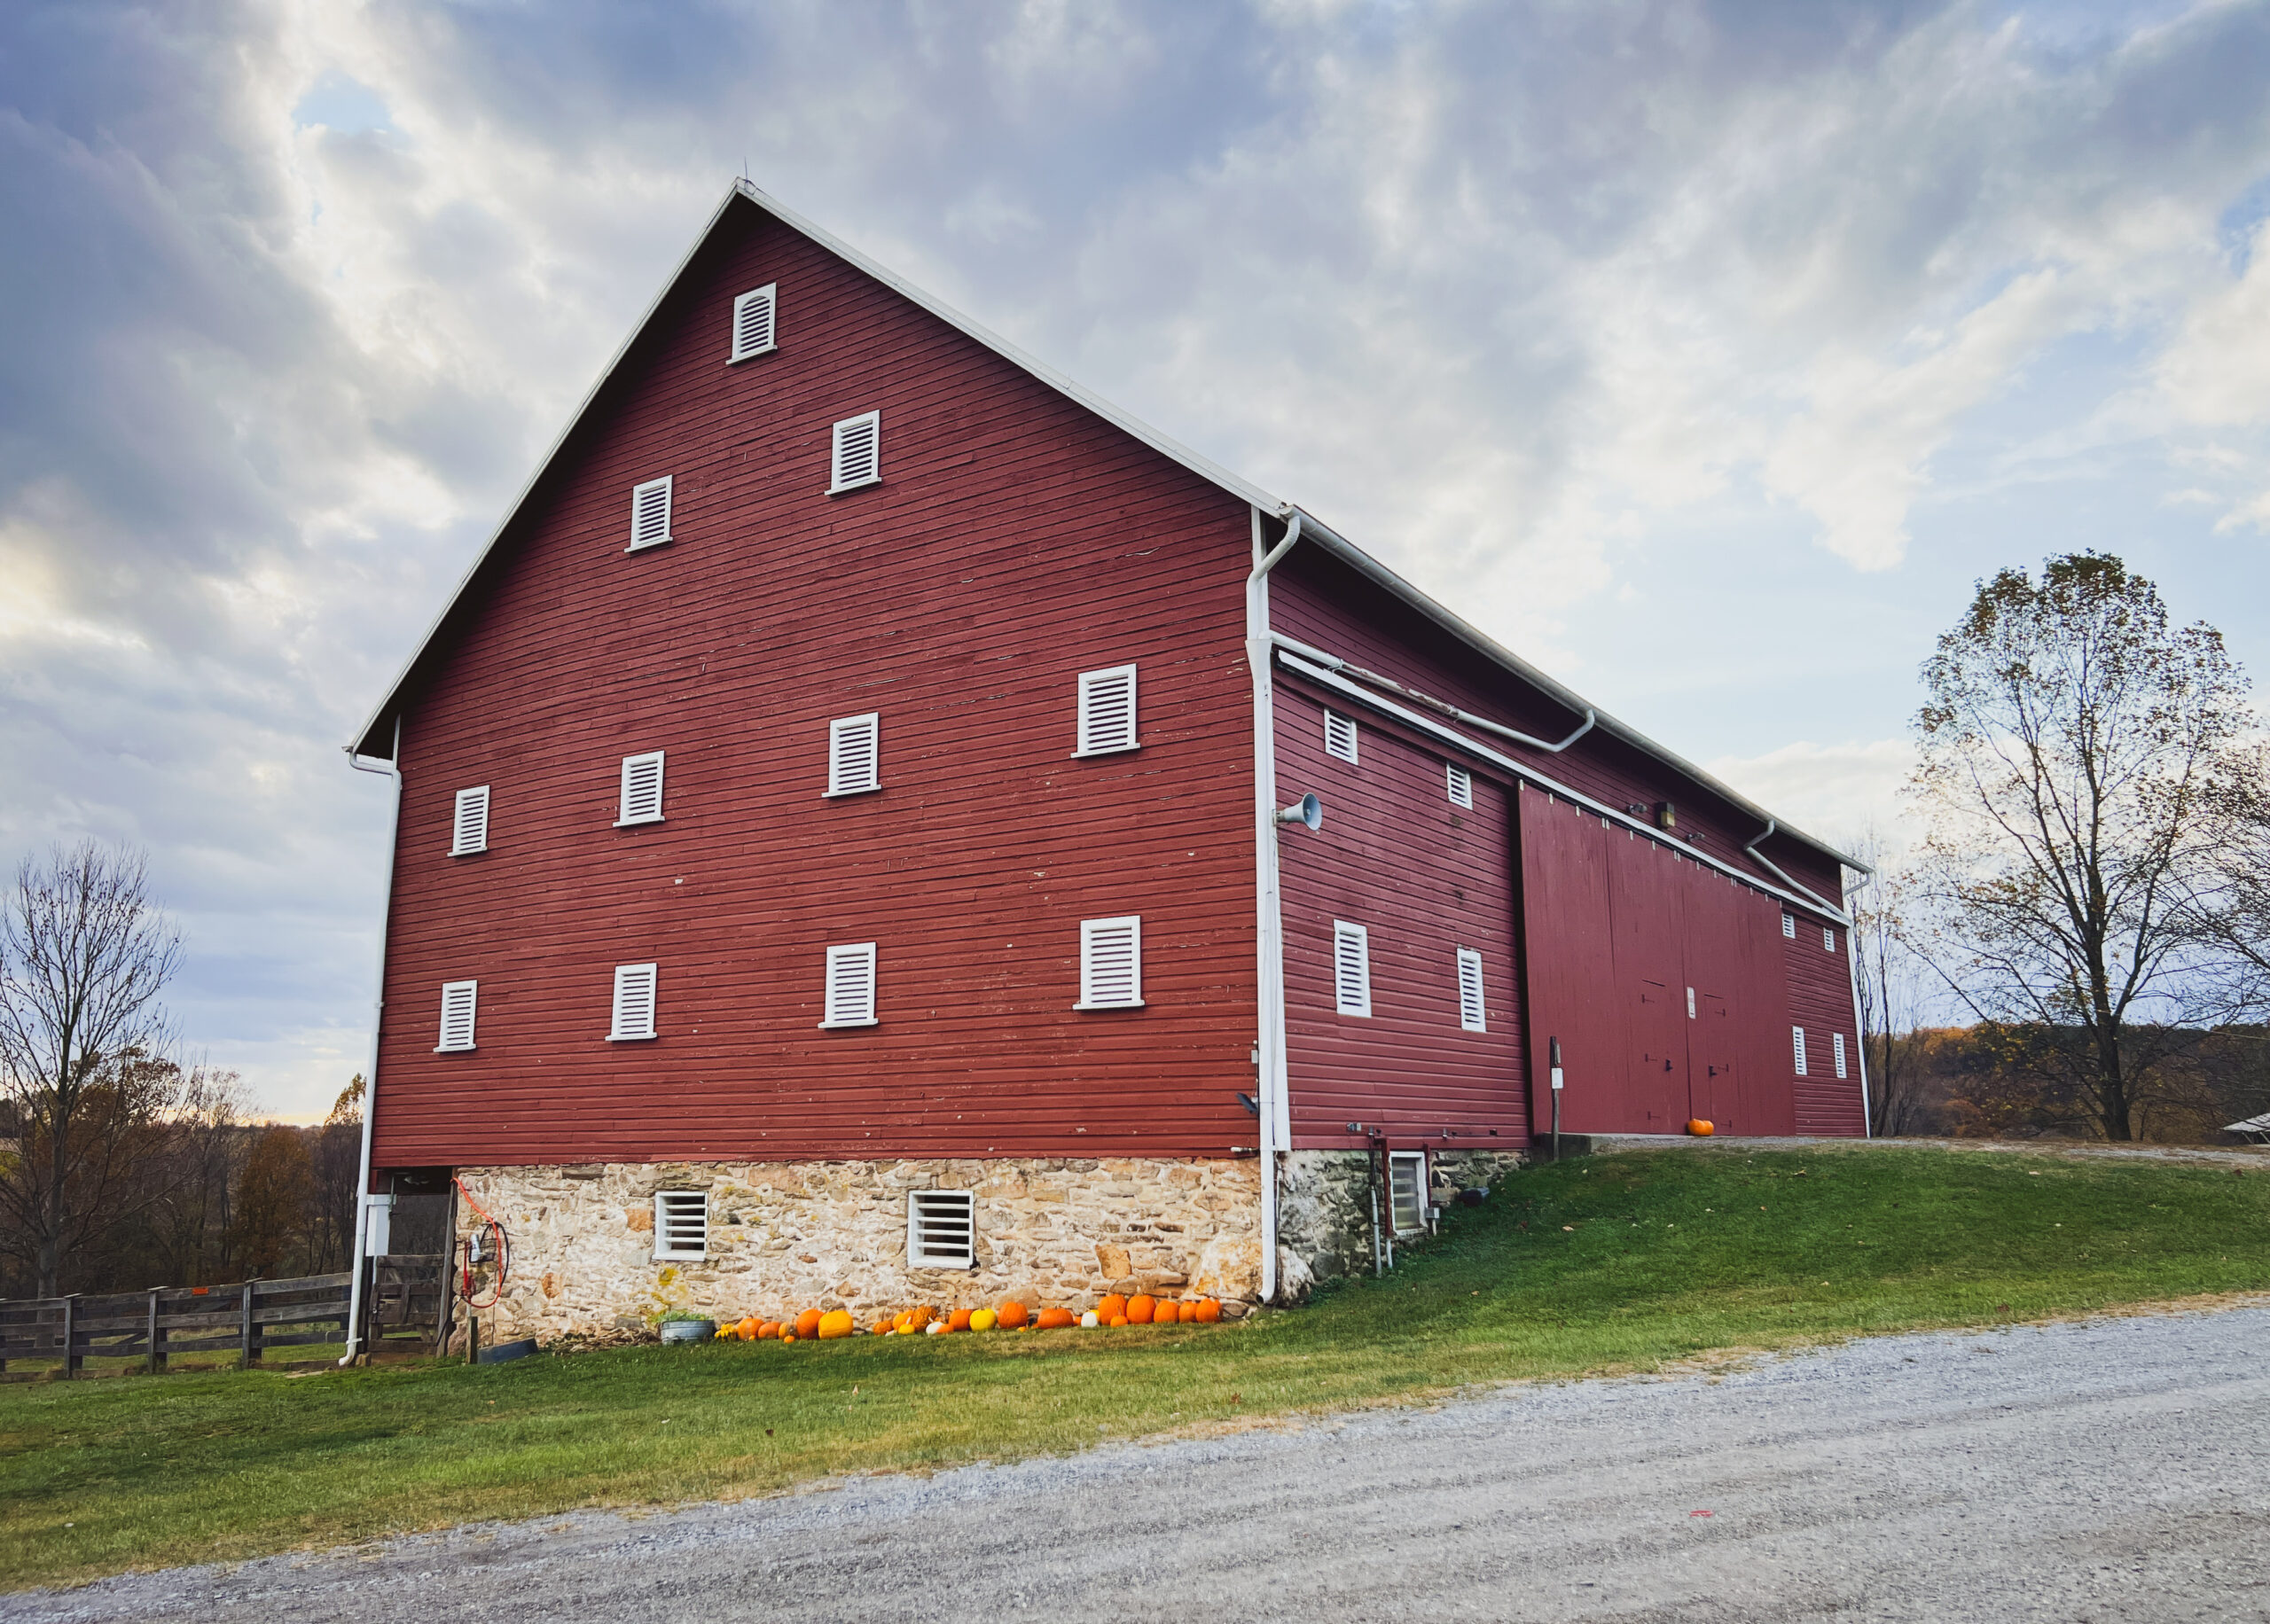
[1194,1300,1221,1323]
[794,1308,823,1339]
[947,1308,973,1332]
[737,1316,760,1340]
[1687,1118,1715,1136]
[995,1300,1029,1330]
[757,1321,779,1340]
[892,1309,914,1333]
[1108,1314,1129,1328]
[1125,1294,1155,1324]
[1097,1294,1129,1322]
[908,1305,935,1330]
[873,1316,894,1337]
[780,1331,798,1344]
[1035,1307,1076,1331]
[1178,1300,1199,1323]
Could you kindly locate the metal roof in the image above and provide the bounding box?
[348,179,1861,877]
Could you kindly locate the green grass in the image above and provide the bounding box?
[4,1144,2266,1589]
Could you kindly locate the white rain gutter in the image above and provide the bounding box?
[1247,508,1303,1307]
[339,717,403,1364]
[1271,632,1595,754]
[1741,819,1848,923]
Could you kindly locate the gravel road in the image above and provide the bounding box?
[12,1305,2268,1623]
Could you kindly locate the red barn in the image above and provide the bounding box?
[345,182,1865,1339]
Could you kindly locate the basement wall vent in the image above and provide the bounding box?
[907,1189,976,1269]
[653,1191,708,1260]
[1388,1151,1427,1235]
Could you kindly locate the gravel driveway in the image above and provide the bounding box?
[12,1305,2267,1623]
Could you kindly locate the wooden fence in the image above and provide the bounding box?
[0,1255,452,1378]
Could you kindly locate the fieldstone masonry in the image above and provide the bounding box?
[454,1155,1265,1345]
[1276,1148,1530,1287]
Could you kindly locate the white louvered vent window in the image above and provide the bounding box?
[907,1189,976,1269]
[1446,764,1473,809]
[1074,664,1139,757]
[1782,912,1796,940]
[450,786,490,856]
[1388,1151,1427,1235]
[826,714,881,797]
[436,980,478,1053]
[1824,925,1837,952]
[653,1191,708,1260]
[1792,1025,1809,1076]
[821,942,879,1028]
[1076,916,1144,1010]
[1334,921,1373,1017]
[1833,1031,1849,1080]
[828,410,881,493]
[1455,948,1486,1033]
[729,283,777,362]
[628,476,672,552]
[1324,709,1358,764]
[609,963,658,1042]
[617,751,665,826]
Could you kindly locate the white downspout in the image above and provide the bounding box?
[340,715,403,1363]
[1247,508,1303,1306]
[1846,871,1875,1137]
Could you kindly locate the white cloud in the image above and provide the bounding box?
[1703,738,1920,864]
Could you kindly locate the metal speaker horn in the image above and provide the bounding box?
[1275,792,1323,832]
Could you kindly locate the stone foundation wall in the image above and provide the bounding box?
[1276,1147,1530,1289]
[451,1155,1264,1345]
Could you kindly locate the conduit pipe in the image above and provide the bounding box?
[1271,632,1595,754]
[1247,508,1303,1307]
[1742,819,1847,922]
[339,717,403,1364]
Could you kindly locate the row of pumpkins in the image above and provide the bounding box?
[719,1294,1225,1344]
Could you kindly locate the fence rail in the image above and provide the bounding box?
[0,1256,452,1378]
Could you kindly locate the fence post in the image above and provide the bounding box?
[239,1280,257,1370]
[147,1289,161,1376]
[60,1295,77,1380]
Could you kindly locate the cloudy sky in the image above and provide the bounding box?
[4,0,2269,1117]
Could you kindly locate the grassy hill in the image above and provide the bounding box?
[4,1142,2266,1589]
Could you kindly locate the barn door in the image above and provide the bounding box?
[1687,989,1735,1129]
[1627,978,1687,1131]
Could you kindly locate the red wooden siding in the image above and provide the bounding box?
[371,197,1261,1168]
[1273,683,1528,1152]
[1789,921,1867,1134]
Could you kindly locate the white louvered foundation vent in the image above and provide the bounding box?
[821,942,878,1028]
[826,713,881,796]
[1076,916,1143,1010]
[1324,709,1358,764]
[1074,665,1139,756]
[907,1189,976,1269]
[629,476,672,552]
[829,410,881,493]
[1334,920,1372,1017]
[1824,926,1837,952]
[450,785,490,855]
[1388,1151,1428,1235]
[1455,948,1486,1033]
[617,751,665,826]
[1782,912,1796,940]
[653,1191,708,1261]
[1833,1031,1848,1080]
[1792,1026,1809,1076]
[730,284,777,361]
[1446,764,1473,809]
[436,980,478,1052]
[610,963,658,1042]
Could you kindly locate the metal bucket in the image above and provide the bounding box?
[659,1318,715,1344]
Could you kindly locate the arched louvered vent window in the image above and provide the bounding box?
[730,284,777,361]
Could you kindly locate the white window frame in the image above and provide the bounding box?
[1324,709,1358,764]
[616,751,665,827]
[1334,920,1373,1017]
[653,1191,708,1261]
[609,963,658,1042]
[729,283,777,362]
[906,1189,976,1269]
[1455,948,1486,1033]
[1073,664,1139,757]
[1387,1151,1428,1235]
[1781,912,1796,940]
[1446,764,1473,809]
[628,476,672,553]
[820,941,879,1029]
[450,785,490,856]
[825,713,881,797]
[436,980,478,1053]
[1824,925,1837,952]
[1833,1031,1849,1080]
[1792,1026,1809,1076]
[828,410,881,494]
[1076,915,1145,1011]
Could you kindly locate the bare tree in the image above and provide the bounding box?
[0,843,185,1294]
[306,1076,365,1274]
[1906,553,2248,1141]
[1843,827,1932,1136]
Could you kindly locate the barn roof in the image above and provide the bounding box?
[348,179,1861,878]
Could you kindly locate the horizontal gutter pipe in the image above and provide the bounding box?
[1742,818,1849,933]
[1270,632,1594,754]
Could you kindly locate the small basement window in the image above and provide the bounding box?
[1388,1151,1428,1235]
[653,1191,708,1260]
[1074,665,1139,756]
[1781,912,1796,940]
[610,963,658,1042]
[617,751,665,826]
[821,942,879,1028]
[907,1189,976,1269]
[450,785,490,856]
[1076,916,1144,1010]
[1324,709,1358,763]
[436,980,478,1052]
[1334,921,1373,1017]
[1833,1031,1848,1080]
[829,410,881,494]
[1792,1025,1809,1076]
[826,713,881,796]
[1446,764,1473,809]
[628,476,672,552]
[1455,948,1486,1033]
[729,283,777,362]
